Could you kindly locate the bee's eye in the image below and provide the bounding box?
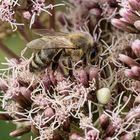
[89,48,98,64]
[90,48,97,58]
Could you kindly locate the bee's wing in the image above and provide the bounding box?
[33,29,68,36]
[26,36,75,50]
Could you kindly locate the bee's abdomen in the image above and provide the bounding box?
[29,49,56,72]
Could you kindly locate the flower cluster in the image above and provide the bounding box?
[23,0,64,28]
[0,0,23,31]
[111,0,140,33]
[0,0,64,31]
[111,0,140,81]
[0,58,101,139]
[1,0,140,140]
[119,40,140,81]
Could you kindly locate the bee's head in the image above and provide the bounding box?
[68,32,94,49]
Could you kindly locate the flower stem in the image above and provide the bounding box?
[0,43,19,60]
[49,0,55,29]
[17,26,30,42]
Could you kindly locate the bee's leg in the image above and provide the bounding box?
[51,49,63,71]
[59,56,73,77]
[51,62,59,71]
[67,57,73,77]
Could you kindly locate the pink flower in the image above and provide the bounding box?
[0,0,24,31]
[29,0,64,28]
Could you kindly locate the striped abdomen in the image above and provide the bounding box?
[29,49,63,72]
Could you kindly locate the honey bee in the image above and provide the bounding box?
[26,29,98,72]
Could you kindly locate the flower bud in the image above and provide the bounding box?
[44,107,55,118]
[125,69,140,80]
[106,124,116,136]
[125,69,134,77]
[120,133,134,140]
[111,18,138,33]
[131,66,140,76]
[10,126,30,137]
[99,114,110,130]
[20,86,32,102]
[128,0,140,10]
[119,8,140,24]
[42,74,52,90]
[134,20,140,31]
[123,96,133,108]
[119,54,140,67]
[111,18,127,29]
[74,69,89,87]
[96,88,111,105]
[87,67,98,81]
[85,129,98,140]
[132,39,140,58]
[69,133,84,140]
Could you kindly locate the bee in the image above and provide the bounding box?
[26,29,98,73]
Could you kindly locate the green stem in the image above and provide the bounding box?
[0,42,19,60]
[98,105,104,117]
[94,105,103,129]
